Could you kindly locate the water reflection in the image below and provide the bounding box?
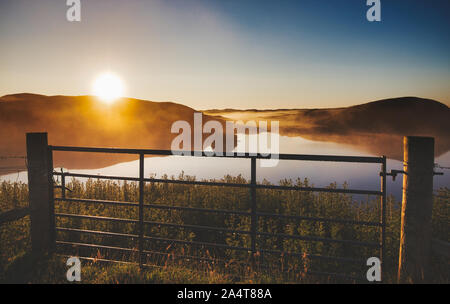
[2,135,448,201]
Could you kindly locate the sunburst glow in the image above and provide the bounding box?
[93,73,125,103]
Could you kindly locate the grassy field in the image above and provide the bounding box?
[0,175,448,283]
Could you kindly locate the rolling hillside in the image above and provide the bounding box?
[205,97,450,159]
[0,94,449,175]
[0,93,227,174]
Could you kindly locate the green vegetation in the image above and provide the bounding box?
[0,176,448,283]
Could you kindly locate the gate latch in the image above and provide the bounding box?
[380,170,406,181]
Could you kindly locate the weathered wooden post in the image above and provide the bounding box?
[26,132,55,256]
[398,136,434,283]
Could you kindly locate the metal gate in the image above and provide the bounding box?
[48,145,387,281]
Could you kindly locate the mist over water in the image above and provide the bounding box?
[1,134,449,201]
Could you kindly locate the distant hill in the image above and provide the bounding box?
[299,97,449,135]
[205,97,450,159]
[0,94,448,174]
[205,97,449,134]
[0,93,227,174]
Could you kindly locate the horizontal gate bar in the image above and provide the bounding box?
[144,220,378,247]
[56,229,248,263]
[54,171,250,188]
[143,250,250,266]
[55,213,138,224]
[143,235,252,252]
[54,172,140,182]
[53,172,380,195]
[255,184,382,196]
[55,197,251,216]
[56,227,138,239]
[258,248,366,264]
[57,254,193,271]
[56,240,137,253]
[144,203,252,216]
[57,241,365,267]
[50,145,383,163]
[55,213,379,247]
[58,254,363,281]
[144,178,249,188]
[55,197,139,207]
[257,231,380,247]
[58,254,140,266]
[58,230,250,253]
[144,220,251,235]
[54,198,381,226]
[255,211,383,227]
[58,244,250,266]
[57,253,246,269]
[146,178,380,195]
[56,229,234,265]
[56,227,376,262]
[143,250,220,263]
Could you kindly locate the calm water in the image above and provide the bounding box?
[1,135,449,200]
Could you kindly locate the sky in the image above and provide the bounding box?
[0,0,449,109]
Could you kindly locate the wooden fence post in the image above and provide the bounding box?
[398,136,434,283]
[26,132,55,257]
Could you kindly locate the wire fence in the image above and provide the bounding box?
[0,167,27,171]
[435,163,450,170]
[1,155,449,197]
[0,156,27,160]
[0,156,28,174]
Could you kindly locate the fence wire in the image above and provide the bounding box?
[435,164,450,170]
[0,156,27,160]
[0,167,27,171]
[0,156,28,173]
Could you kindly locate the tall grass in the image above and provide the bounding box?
[0,176,448,283]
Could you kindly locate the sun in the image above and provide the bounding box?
[93,72,125,103]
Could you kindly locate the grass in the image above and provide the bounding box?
[0,175,448,284]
